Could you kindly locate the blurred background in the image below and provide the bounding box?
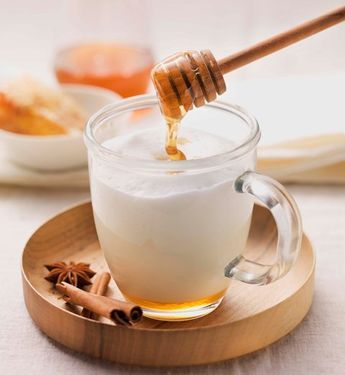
[0,0,344,182]
[0,0,344,77]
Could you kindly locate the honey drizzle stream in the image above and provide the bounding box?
[152,59,189,161]
[165,116,186,161]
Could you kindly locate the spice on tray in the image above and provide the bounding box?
[44,261,96,288]
[56,282,143,326]
[81,272,111,320]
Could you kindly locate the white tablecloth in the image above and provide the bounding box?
[1,184,345,374]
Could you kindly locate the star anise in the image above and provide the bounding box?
[44,261,96,288]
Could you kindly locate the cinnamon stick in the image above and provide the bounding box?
[56,282,142,325]
[81,272,111,319]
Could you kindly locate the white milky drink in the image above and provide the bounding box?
[90,127,255,309]
[86,97,302,322]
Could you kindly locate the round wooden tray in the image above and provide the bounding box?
[22,202,315,367]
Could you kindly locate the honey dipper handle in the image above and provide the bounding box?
[218,6,345,74]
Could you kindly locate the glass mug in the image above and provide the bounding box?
[85,95,302,321]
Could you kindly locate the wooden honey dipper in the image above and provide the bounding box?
[152,6,345,119]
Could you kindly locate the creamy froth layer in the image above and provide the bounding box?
[102,127,234,161]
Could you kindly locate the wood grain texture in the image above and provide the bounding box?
[21,202,315,366]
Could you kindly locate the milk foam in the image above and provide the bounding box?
[98,127,243,198]
[102,127,234,161]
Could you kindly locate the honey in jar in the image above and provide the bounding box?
[55,42,154,97]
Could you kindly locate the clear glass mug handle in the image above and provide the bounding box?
[225,171,302,285]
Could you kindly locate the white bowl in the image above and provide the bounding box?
[0,84,121,171]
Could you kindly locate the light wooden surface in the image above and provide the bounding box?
[1,184,344,372]
[21,201,314,366]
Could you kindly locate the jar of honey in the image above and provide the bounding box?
[54,0,154,97]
